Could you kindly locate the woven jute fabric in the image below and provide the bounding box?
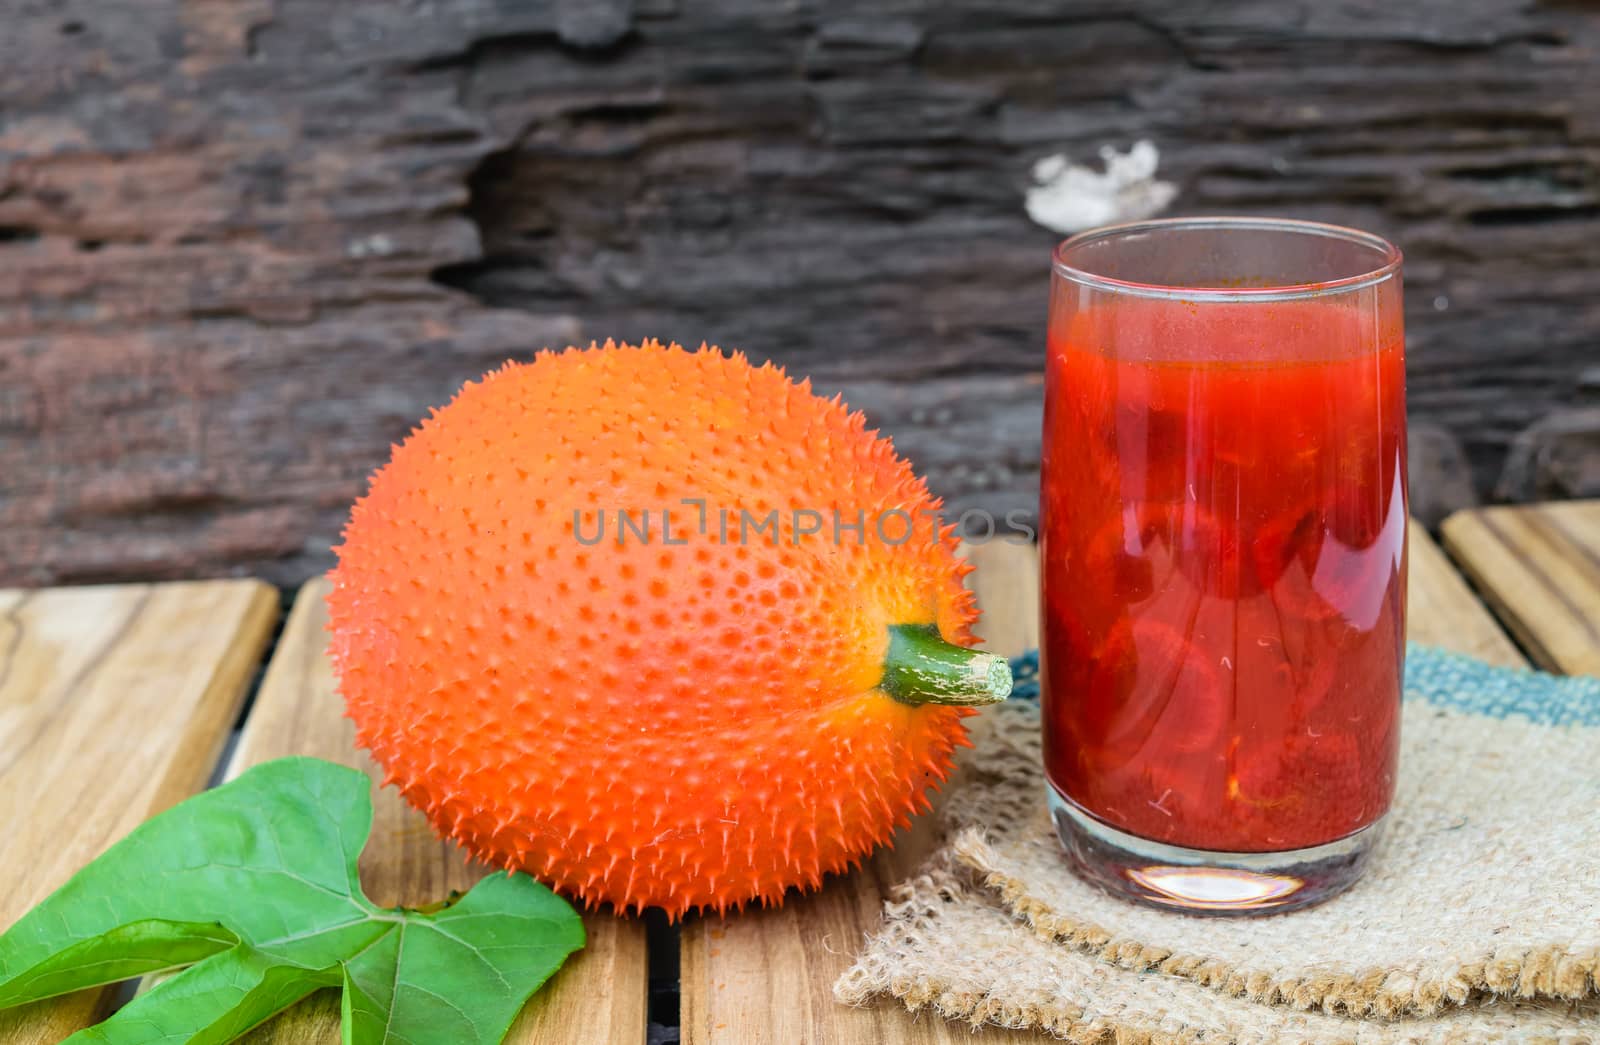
[836,647,1600,1042]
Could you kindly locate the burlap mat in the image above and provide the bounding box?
[836,647,1600,1042]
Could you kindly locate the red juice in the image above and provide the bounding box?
[1041,296,1406,854]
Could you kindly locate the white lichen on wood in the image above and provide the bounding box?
[1024,141,1177,233]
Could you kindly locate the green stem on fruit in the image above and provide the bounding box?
[880,624,1012,707]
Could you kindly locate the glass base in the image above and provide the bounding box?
[1047,782,1385,916]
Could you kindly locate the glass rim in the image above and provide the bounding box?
[1052,216,1403,303]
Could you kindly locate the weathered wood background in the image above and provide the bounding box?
[1,0,1597,587]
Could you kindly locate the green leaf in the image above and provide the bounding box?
[0,757,585,1045]
[69,945,342,1045]
[0,921,239,1010]
[340,874,584,1045]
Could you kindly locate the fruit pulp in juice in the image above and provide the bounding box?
[1041,298,1406,853]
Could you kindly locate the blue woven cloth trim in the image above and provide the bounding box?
[1008,650,1042,702]
[1006,643,1600,726]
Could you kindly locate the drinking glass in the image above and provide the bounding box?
[1041,217,1406,913]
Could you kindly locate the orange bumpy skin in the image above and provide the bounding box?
[328,340,980,917]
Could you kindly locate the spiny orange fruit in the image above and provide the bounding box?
[327,340,1009,918]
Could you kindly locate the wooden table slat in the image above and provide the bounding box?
[0,580,278,1045]
[228,578,650,1045]
[1404,520,1527,668]
[1440,500,1600,675]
